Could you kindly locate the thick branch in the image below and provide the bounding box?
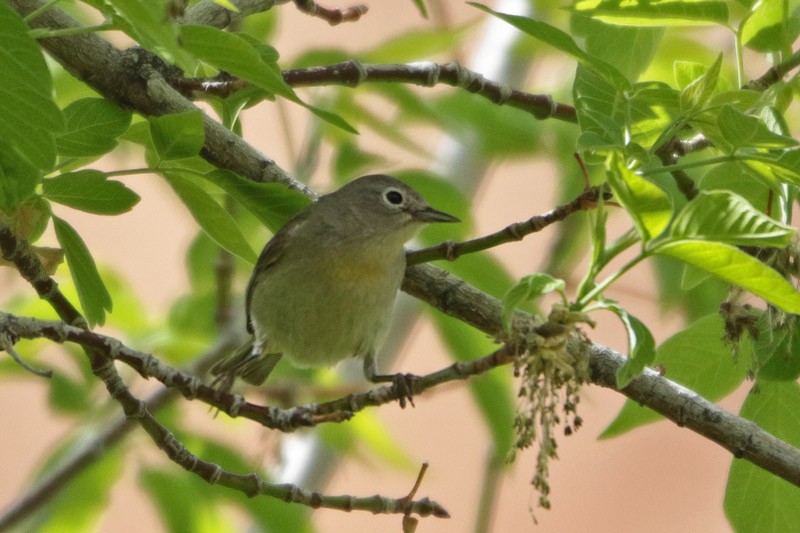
[11,0,309,195]
[401,264,800,487]
[0,227,447,526]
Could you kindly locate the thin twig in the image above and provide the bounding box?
[743,48,800,91]
[0,333,53,378]
[406,186,609,265]
[292,0,368,25]
[0,226,447,522]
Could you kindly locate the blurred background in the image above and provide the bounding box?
[0,0,756,531]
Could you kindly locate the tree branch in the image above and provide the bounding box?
[0,223,448,523]
[406,186,608,265]
[8,0,800,519]
[12,0,310,195]
[292,0,368,25]
[175,60,578,123]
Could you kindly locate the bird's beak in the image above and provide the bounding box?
[413,206,460,223]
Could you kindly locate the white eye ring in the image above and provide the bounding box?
[383,188,404,206]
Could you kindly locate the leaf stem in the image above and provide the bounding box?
[23,0,61,23]
[575,253,648,309]
[30,23,114,39]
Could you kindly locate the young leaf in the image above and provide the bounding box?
[52,216,113,327]
[741,0,800,52]
[655,240,800,313]
[716,105,798,152]
[469,3,629,88]
[43,170,140,215]
[680,54,723,114]
[502,274,566,331]
[0,3,64,170]
[698,161,774,213]
[181,25,289,98]
[56,98,132,158]
[601,313,748,438]
[742,150,800,187]
[107,0,192,69]
[669,190,794,248]
[163,172,257,264]
[149,112,205,161]
[573,0,729,27]
[603,304,657,388]
[180,25,356,134]
[606,155,672,242]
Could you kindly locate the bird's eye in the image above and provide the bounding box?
[385,189,404,205]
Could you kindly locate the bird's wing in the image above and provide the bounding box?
[244,212,311,334]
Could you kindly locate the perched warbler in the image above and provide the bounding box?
[211,174,459,406]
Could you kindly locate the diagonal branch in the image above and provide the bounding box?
[0,223,448,525]
[406,186,608,265]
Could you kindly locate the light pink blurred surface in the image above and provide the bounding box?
[0,2,740,532]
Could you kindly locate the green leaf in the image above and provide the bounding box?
[698,162,775,213]
[741,0,800,52]
[606,155,672,242]
[604,304,657,388]
[42,170,140,215]
[361,24,469,63]
[140,469,218,533]
[502,274,566,331]
[181,25,288,97]
[56,98,132,158]
[470,3,629,88]
[716,105,798,152]
[669,190,794,248]
[680,54,723,114]
[0,140,41,210]
[149,111,205,161]
[433,309,515,460]
[319,410,415,470]
[741,150,800,187]
[332,142,386,182]
[573,0,729,26]
[579,17,664,81]
[724,381,800,532]
[674,60,709,89]
[601,314,748,438]
[180,25,356,134]
[34,448,123,533]
[752,314,800,381]
[107,0,192,69]
[430,91,543,157]
[655,240,800,313]
[163,172,257,263]
[411,0,429,18]
[0,3,64,169]
[202,169,311,232]
[52,216,112,326]
[48,372,91,414]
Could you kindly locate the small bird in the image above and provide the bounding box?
[211,174,459,406]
